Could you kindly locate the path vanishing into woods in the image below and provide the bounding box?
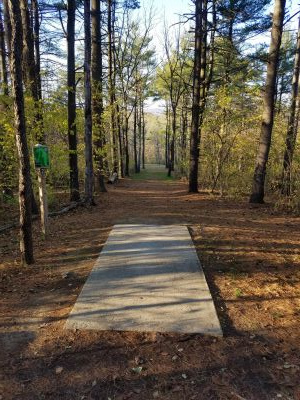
[0,164,300,399]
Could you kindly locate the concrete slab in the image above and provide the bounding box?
[65,224,222,336]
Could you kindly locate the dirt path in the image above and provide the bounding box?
[0,173,300,400]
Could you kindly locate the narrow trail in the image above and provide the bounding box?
[0,167,299,399]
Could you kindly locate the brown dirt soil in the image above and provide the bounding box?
[0,177,300,400]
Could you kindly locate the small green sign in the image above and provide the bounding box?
[34,144,50,169]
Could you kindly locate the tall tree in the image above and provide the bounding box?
[67,0,80,201]
[2,0,11,57]
[281,15,300,196]
[0,5,8,96]
[91,0,107,192]
[84,0,94,205]
[189,0,203,192]
[249,0,286,203]
[20,0,42,216]
[31,0,42,104]
[20,0,43,139]
[8,0,34,265]
[107,0,118,174]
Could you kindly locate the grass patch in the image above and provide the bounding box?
[131,166,175,181]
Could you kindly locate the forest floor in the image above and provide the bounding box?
[0,165,300,400]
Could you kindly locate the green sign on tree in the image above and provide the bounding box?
[34,144,50,169]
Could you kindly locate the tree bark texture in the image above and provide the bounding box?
[91,0,107,192]
[8,0,34,265]
[0,6,8,95]
[124,116,130,176]
[281,15,300,196]
[20,0,44,143]
[249,0,286,203]
[168,105,176,177]
[133,97,139,173]
[31,0,42,102]
[189,0,203,192]
[2,0,11,57]
[84,0,94,205]
[108,0,118,174]
[142,102,145,169]
[67,0,80,201]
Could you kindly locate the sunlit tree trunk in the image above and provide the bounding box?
[124,115,130,176]
[91,0,107,192]
[0,6,8,95]
[142,102,145,169]
[108,0,118,173]
[8,0,34,265]
[31,0,42,103]
[20,0,43,139]
[189,0,203,192]
[168,104,176,177]
[84,0,94,205]
[281,15,300,196]
[67,0,80,201]
[20,0,42,215]
[249,0,286,203]
[133,94,139,173]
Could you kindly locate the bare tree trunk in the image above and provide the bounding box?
[20,0,42,215]
[168,105,176,177]
[107,0,118,174]
[8,0,34,265]
[67,0,80,201]
[116,102,125,177]
[180,100,188,175]
[133,97,139,173]
[91,0,107,192]
[3,0,11,57]
[138,94,142,172]
[189,0,203,192]
[249,0,286,203]
[281,15,300,196]
[142,102,145,169]
[31,0,42,102]
[0,6,8,95]
[165,102,170,168]
[84,0,94,205]
[20,0,43,139]
[124,116,130,176]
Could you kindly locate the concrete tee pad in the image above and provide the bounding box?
[66,224,222,336]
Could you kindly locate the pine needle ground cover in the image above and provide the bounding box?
[0,178,299,400]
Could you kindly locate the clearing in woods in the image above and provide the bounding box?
[0,164,300,399]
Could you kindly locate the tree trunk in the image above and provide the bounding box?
[91,0,107,192]
[31,0,42,102]
[124,116,130,176]
[168,106,176,177]
[20,0,42,215]
[20,0,43,140]
[133,98,139,173]
[2,0,11,57]
[107,0,118,174]
[281,15,300,196]
[0,6,8,95]
[249,0,286,203]
[67,0,80,201]
[180,101,188,175]
[165,102,170,168]
[189,0,203,192]
[138,95,142,172]
[116,102,124,177]
[142,102,145,169]
[8,0,34,265]
[84,0,94,205]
